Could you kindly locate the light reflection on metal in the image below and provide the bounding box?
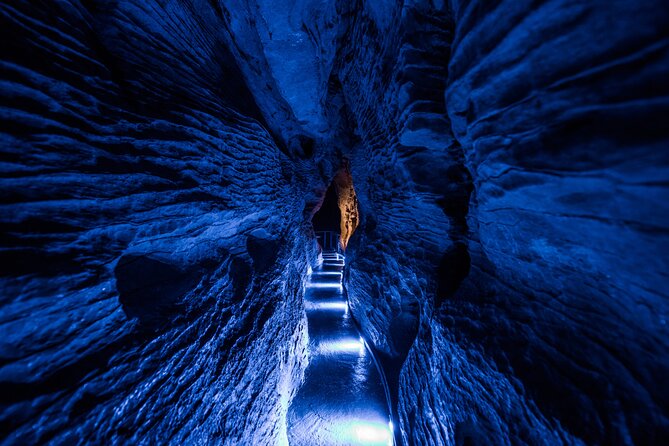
[326,259,345,264]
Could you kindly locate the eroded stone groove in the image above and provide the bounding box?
[2,0,669,445]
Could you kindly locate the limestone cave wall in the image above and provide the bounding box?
[1,0,668,445]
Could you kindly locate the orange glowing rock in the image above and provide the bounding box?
[333,159,359,250]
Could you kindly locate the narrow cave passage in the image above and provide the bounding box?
[287,175,392,445]
[312,162,360,252]
[2,1,668,445]
[287,251,393,446]
[312,182,342,252]
[313,182,341,233]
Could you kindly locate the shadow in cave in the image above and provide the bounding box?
[312,180,340,233]
[115,254,201,331]
[312,181,342,252]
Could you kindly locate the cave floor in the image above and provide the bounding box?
[287,253,393,446]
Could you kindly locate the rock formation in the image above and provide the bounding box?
[333,160,359,250]
[1,0,668,445]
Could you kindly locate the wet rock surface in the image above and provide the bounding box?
[2,0,669,445]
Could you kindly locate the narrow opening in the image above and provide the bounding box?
[333,160,359,250]
[311,160,359,252]
[312,182,341,234]
[312,182,342,252]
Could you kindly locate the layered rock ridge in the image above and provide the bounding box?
[336,0,669,445]
[1,0,669,445]
[0,1,330,444]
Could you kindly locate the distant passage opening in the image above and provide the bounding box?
[311,160,359,252]
[313,182,341,234]
[312,182,341,252]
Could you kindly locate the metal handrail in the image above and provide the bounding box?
[314,230,342,253]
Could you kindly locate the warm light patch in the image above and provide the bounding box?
[334,159,359,250]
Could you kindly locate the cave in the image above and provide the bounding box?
[312,182,342,252]
[312,162,359,253]
[1,1,668,445]
[313,183,342,235]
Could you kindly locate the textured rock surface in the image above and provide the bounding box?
[337,0,669,445]
[217,0,342,153]
[2,0,669,445]
[0,1,328,444]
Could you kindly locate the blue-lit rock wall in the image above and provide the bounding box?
[0,1,331,443]
[338,0,669,445]
[213,0,343,152]
[2,0,669,445]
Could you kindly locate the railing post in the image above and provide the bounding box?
[315,230,343,253]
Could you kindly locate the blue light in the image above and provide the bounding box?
[305,301,348,310]
[313,271,343,277]
[306,282,343,290]
[316,337,366,354]
[353,421,392,444]
[335,419,392,445]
